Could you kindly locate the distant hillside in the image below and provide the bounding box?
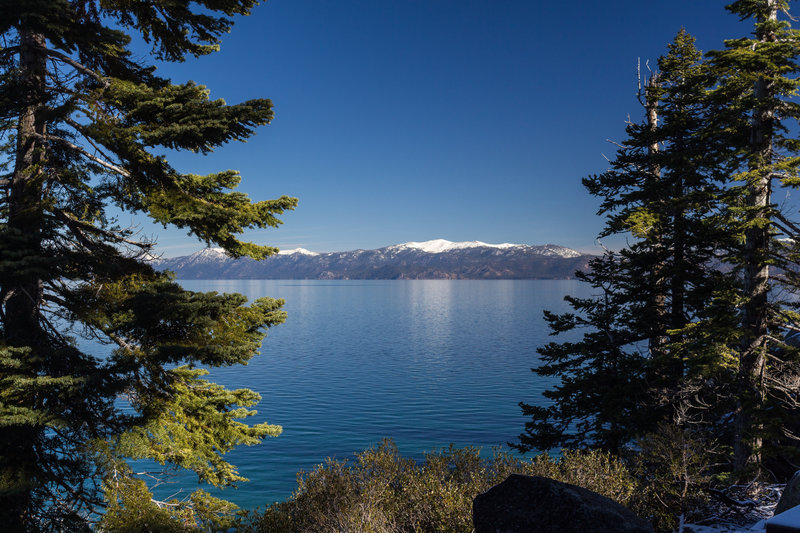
[153,239,594,280]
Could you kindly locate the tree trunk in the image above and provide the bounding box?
[734,0,776,474]
[670,135,685,376]
[646,73,669,360]
[0,27,48,528]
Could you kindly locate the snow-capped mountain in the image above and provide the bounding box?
[278,248,319,256]
[153,239,593,280]
[388,239,517,254]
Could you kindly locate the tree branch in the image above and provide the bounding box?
[63,117,121,168]
[774,210,800,237]
[35,133,130,177]
[0,46,21,61]
[45,49,109,88]
[108,332,138,354]
[54,208,151,249]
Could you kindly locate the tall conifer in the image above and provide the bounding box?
[517,31,737,454]
[706,0,800,474]
[0,1,296,529]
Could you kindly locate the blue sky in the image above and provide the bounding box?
[133,1,753,256]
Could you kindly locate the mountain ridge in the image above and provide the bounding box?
[153,239,594,280]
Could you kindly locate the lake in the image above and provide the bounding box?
[161,279,588,509]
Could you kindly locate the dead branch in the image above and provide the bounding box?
[35,133,130,177]
[45,49,109,88]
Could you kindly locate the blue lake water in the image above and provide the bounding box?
[158,279,587,509]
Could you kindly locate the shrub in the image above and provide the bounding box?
[627,423,714,532]
[244,439,637,533]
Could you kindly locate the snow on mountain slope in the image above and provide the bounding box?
[535,244,583,259]
[389,239,517,254]
[187,247,229,262]
[278,248,319,256]
[385,239,582,258]
[165,240,584,260]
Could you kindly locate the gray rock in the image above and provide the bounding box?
[473,474,653,533]
[776,470,800,515]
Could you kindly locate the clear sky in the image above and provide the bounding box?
[132,1,754,257]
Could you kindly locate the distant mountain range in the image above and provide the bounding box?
[152,239,594,280]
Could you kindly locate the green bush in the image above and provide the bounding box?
[103,437,714,532]
[244,439,637,533]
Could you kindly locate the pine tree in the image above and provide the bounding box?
[0,1,297,529]
[516,31,738,454]
[705,0,800,474]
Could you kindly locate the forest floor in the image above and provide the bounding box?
[682,482,783,532]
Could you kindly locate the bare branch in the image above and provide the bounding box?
[606,139,626,150]
[0,46,21,61]
[108,332,138,354]
[54,208,151,249]
[774,210,800,237]
[35,133,130,177]
[63,118,119,167]
[45,49,109,88]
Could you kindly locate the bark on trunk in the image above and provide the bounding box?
[0,27,48,528]
[734,0,776,474]
[646,74,669,360]
[5,31,46,345]
[670,135,685,377]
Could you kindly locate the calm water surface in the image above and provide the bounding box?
[166,279,587,508]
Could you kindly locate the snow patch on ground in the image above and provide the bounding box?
[681,483,782,533]
[681,521,765,532]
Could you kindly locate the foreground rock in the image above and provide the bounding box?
[776,470,800,515]
[473,474,653,533]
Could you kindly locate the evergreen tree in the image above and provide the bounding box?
[521,3,800,478]
[0,0,297,529]
[705,0,800,475]
[516,31,738,454]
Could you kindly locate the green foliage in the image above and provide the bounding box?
[99,478,240,533]
[705,0,800,474]
[112,366,282,487]
[243,440,637,533]
[0,0,295,528]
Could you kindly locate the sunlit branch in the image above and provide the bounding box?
[63,117,124,173]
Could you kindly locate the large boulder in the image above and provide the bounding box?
[776,470,800,515]
[473,474,653,533]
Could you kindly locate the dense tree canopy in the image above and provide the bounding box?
[0,0,296,529]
